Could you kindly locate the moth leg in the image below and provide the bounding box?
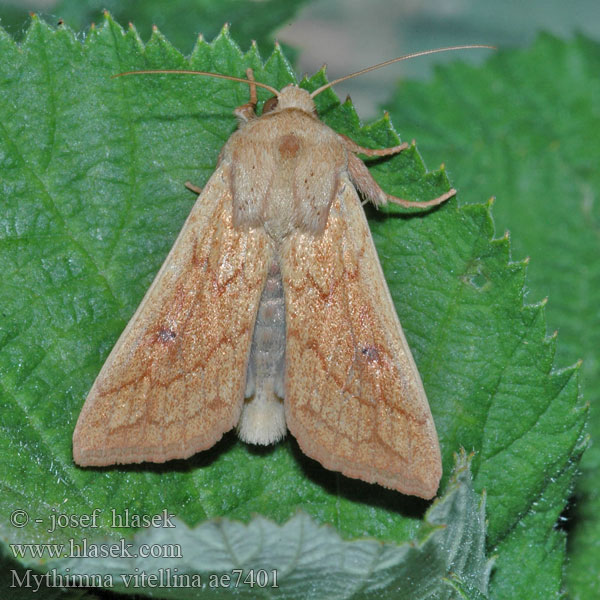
[184,181,202,195]
[234,68,258,122]
[339,133,409,157]
[347,152,456,209]
[386,187,456,208]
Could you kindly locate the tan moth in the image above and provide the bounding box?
[73,46,491,499]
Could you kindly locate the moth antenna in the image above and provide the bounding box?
[112,69,280,97]
[310,45,495,98]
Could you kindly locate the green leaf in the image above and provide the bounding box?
[27,453,488,599]
[382,33,598,599]
[0,0,310,56]
[0,16,585,598]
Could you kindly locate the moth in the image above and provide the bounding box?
[73,46,490,499]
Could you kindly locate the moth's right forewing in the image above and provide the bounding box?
[73,164,272,466]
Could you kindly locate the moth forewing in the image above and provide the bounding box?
[282,176,441,500]
[72,164,272,466]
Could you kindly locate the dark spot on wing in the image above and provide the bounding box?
[360,346,380,362]
[157,328,177,343]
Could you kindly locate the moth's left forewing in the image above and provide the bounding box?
[281,175,442,499]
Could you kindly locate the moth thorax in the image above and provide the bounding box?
[276,85,316,114]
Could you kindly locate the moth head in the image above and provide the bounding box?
[267,85,316,116]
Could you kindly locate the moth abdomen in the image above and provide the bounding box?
[238,258,286,445]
